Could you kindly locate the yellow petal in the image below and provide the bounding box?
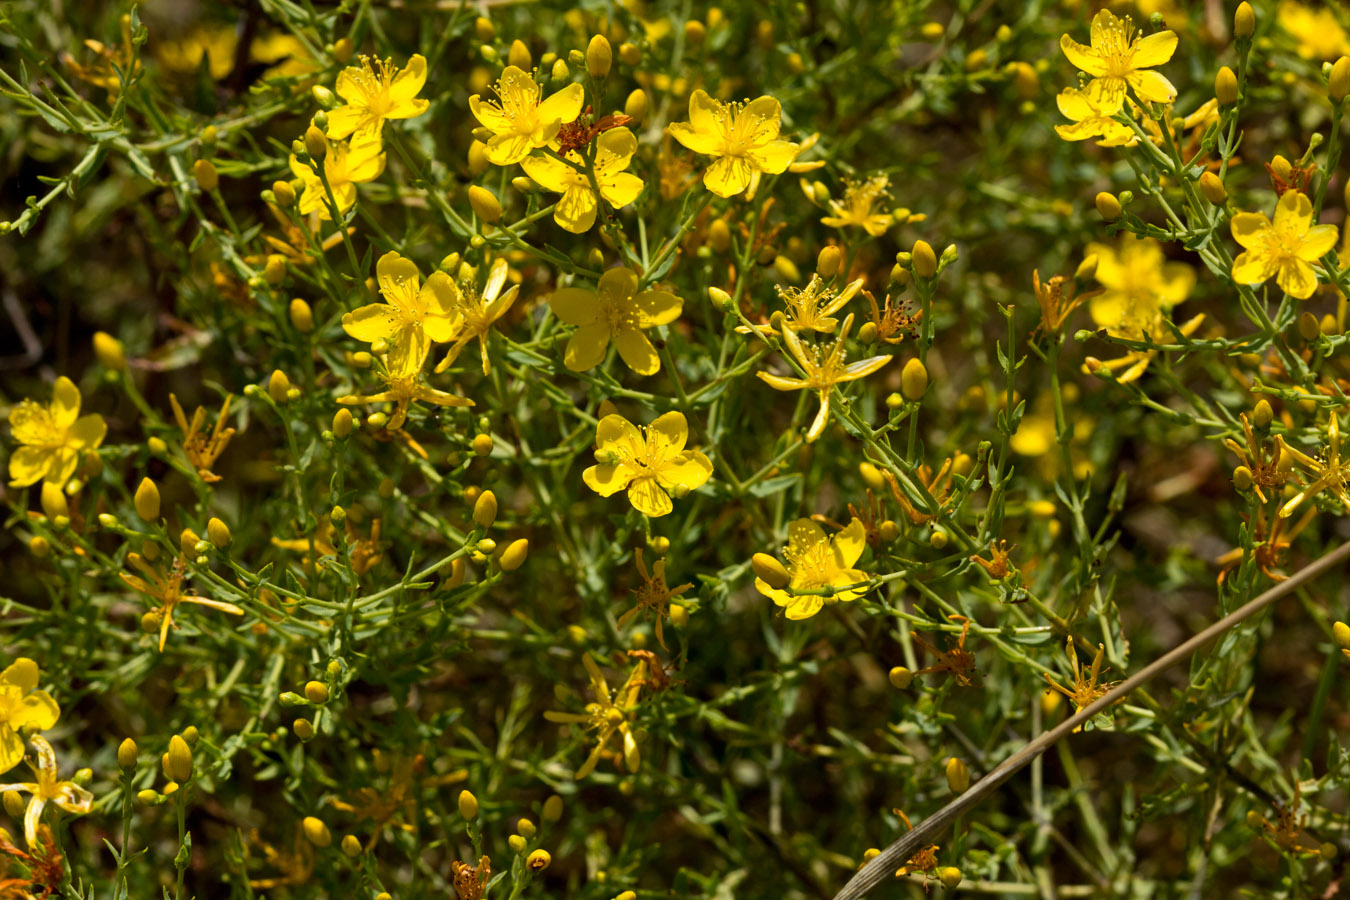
[324,105,363,141]
[388,54,428,106]
[595,127,637,167]
[784,595,823,620]
[667,121,720,155]
[422,271,462,319]
[1,659,39,692]
[646,412,689,456]
[743,96,784,143]
[486,132,532,166]
[633,290,682,327]
[8,691,59,732]
[67,414,106,452]
[0,730,22,775]
[1060,34,1110,77]
[537,82,585,127]
[596,414,643,457]
[598,266,638,304]
[469,94,511,133]
[704,156,754,198]
[554,186,598,233]
[687,89,721,135]
[343,304,399,342]
[747,140,798,175]
[1230,212,1272,249]
[50,377,81,429]
[1130,30,1177,67]
[7,447,53,488]
[1276,258,1318,299]
[1231,251,1278,286]
[832,518,867,568]
[1300,224,1340,260]
[565,322,611,371]
[627,477,673,517]
[520,154,573,193]
[657,451,712,494]
[614,326,659,374]
[549,287,600,326]
[600,172,644,209]
[1127,69,1177,104]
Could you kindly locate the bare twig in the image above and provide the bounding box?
[833,539,1350,900]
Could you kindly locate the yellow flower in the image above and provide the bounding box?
[756,314,891,442]
[337,370,473,431]
[1085,236,1194,339]
[1276,413,1350,518]
[583,412,713,518]
[289,134,386,220]
[520,127,645,233]
[617,548,693,651]
[820,174,894,236]
[343,252,461,375]
[667,89,799,198]
[7,377,106,489]
[1060,9,1177,113]
[120,553,245,652]
[326,55,430,141]
[548,267,682,374]
[469,66,585,166]
[739,275,864,337]
[1279,0,1350,61]
[0,736,91,850]
[170,392,236,483]
[434,258,521,376]
[543,654,645,779]
[0,660,59,776]
[754,518,869,620]
[1053,82,1137,146]
[272,516,386,576]
[1230,190,1338,300]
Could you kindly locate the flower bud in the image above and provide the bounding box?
[468,140,490,176]
[207,517,231,548]
[930,529,948,549]
[40,482,68,520]
[708,219,731,253]
[518,818,537,838]
[709,287,733,310]
[134,478,160,522]
[1333,620,1350,649]
[1299,311,1321,342]
[685,20,706,44]
[469,185,502,224]
[940,867,963,888]
[945,757,970,794]
[859,462,886,491]
[624,88,648,123]
[888,666,913,689]
[542,794,563,822]
[773,255,801,283]
[94,331,127,371]
[303,816,332,847]
[1271,155,1292,181]
[3,791,25,817]
[586,35,612,78]
[166,734,193,782]
[458,789,479,820]
[500,539,529,571]
[1215,66,1238,105]
[193,159,219,192]
[857,322,878,343]
[751,553,790,589]
[268,369,291,403]
[341,834,362,857]
[901,358,929,401]
[911,240,937,278]
[304,125,327,161]
[509,834,527,853]
[473,490,498,529]
[1198,171,1227,204]
[817,245,842,278]
[118,738,138,769]
[293,718,315,740]
[304,681,330,704]
[1095,191,1122,221]
[1232,465,1254,492]
[1333,57,1350,103]
[1253,399,1273,429]
[472,433,494,456]
[333,408,354,438]
[270,181,296,209]
[474,17,495,41]
[1234,2,1255,38]
[508,39,532,70]
[526,849,551,871]
[289,298,314,333]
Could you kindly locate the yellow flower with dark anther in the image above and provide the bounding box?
[7,377,106,489]
[582,412,712,518]
[1230,190,1338,300]
[170,393,236,484]
[0,660,59,775]
[289,134,385,219]
[119,553,245,652]
[520,127,645,233]
[0,736,91,850]
[434,259,521,376]
[548,267,682,374]
[820,174,894,236]
[1043,638,1117,732]
[753,518,869,620]
[1060,9,1177,113]
[667,89,799,198]
[756,314,891,442]
[543,654,646,779]
[469,66,585,166]
[343,252,461,375]
[1086,236,1194,339]
[739,275,864,338]
[337,369,474,431]
[325,55,430,141]
[1053,82,1137,146]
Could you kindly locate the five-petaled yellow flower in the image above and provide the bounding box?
[434,258,521,376]
[543,654,645,779]
[548,267,682,375]
[0,735,91,850]
[739,275,865,338]
[820,174,894,236]
[325,54,430,141]
[0,660,59,775]
[520,127,645,233]
[1086,236,1195,338]
[1060,9,1177,113]
[1054,82,1137,147]
[754,518,869,620]
[7,376,106,489]
[469,66,585,166]
[338,370,474,431]
[583,412,713,518]
[289,134,386,219]
[343,252,461,375]
[668,89,799,198]
[1230,190,1338,300]
[757,314,891,442]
